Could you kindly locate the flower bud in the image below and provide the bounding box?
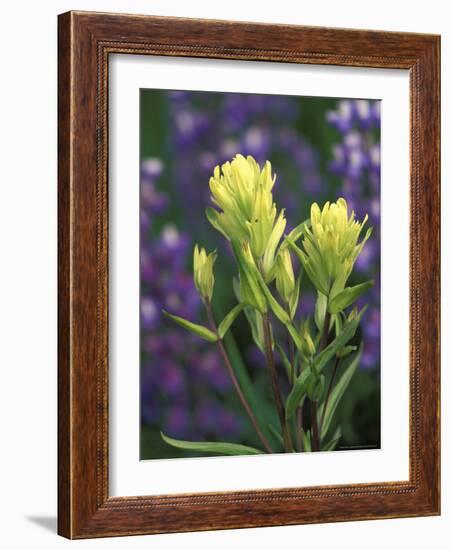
[346,306,359,322]
[337,345,357,359]
[301,319,316,358]
[193,245,217,301]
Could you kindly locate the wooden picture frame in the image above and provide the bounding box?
[58,10,440,539]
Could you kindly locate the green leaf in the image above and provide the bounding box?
[306,373,325,402]
[322,426,342,451]
[205,207,229,240]
[284,218,311,246]
[286,237,329,296]
[285,308,365,420]
[285,367,310,420]
[310,308,365,374]
[161,432,262,456]
[337,345,357,359]
[334,313,343,337]
[222,330,265,415]
[218,303,245,339]
[232,277,267,353]
[286,322,304,352]
[320,345,363,439]
[328,281,374,314]
[163,311,218,342]
[289,271,302,319]
[243,306,266,354]
[276,343,293,383]
[262,210,287,279]
[302,429,312,452]
[314,292,328,332]
[268,423,284,447]
[240,242,296,325]
[232,276,242,302]
[231,241,267,314]
[254,269,290,324]
[217,325,278,449]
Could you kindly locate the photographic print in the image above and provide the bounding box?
[58,13,440,536]
[139,89,381,459]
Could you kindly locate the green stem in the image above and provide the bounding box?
[262,312,293,453]
[295,348,303,453]
[286,316,295,386]
[311,310,331,451]
[311,400,321,452]
[296,407,304,452]
[285,301,302,452]
[319,356,341,434]
[205,300,273,454]
[319,311,331,351]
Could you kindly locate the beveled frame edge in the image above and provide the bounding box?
[57,10,440,539]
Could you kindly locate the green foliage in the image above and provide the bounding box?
[310,308,365,374]
[276,343,294,383]
[285,368,310,421]
[255,268,291,324]
[306,373,325,402]
[162,311,218,342]
[302,430,312,452]
[221,328,279,449]
[285,309,365,420]
[243,306,266,354]
[286,322,304,353]
[328,281,374,314]
[322,427,342,451]
[232,241,267,314]
[289,272,303,319]
[161,432,262,456]
[320,345,363,439]
[314,291,328,332]
[268,424,285,449]
[218,303,245,339]
[284,218,310,246]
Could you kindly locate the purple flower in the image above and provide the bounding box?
[141,296,159,330]
[164,406,191,438]
[326,99,381,371]
[327,99,380,133]
[197,349,231,392]
[139,158,249,444]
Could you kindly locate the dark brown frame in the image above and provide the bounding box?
[58,10,440,539]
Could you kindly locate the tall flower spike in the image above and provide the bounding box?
[291,198,372,297]
[193,245,217,301]
[206,155,285,275]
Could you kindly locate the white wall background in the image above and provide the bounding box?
[0,1,449,548]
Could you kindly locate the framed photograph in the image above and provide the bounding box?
[58,11,440,538]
